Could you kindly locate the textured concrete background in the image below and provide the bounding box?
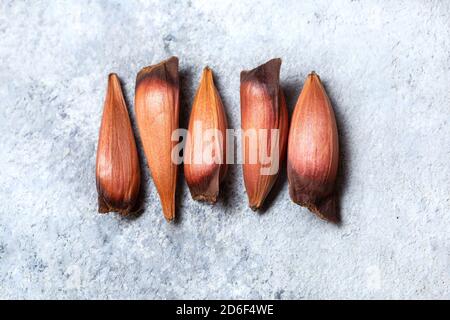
[1,0,449,299]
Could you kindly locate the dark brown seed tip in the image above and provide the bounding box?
[97,194,135,216]
[240,58,282,83]
[192,194,218,204]
[136,56,179,88]
[292,192,339,223]
[308,70,322,81]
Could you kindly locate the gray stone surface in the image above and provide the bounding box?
[0,0,449,299]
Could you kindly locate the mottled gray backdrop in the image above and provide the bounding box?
[1,0,449,299]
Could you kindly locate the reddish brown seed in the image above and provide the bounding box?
[184,67,228,203]
[135,57,179,221]
[287,72,339,222]
[240,58,289,211]
[96,73,141,215]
